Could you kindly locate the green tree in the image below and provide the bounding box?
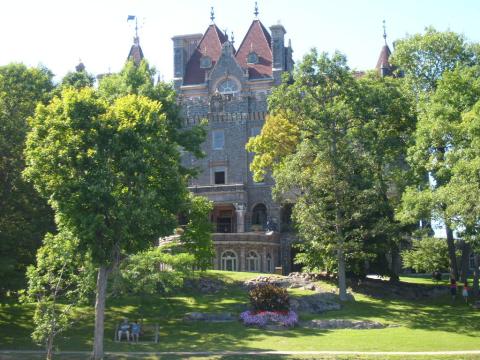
[60,68,95,90]
[401,237,450,275]
[0,63,55,294]
[353,73,417,279]
[249,51,366,299]
[179,194,214,270]
[391,27,474,93]
[118,247,195,295]
[397,65,480,281]
[24,79,202,359]
[22,230,95,360]
[393,29,480,281]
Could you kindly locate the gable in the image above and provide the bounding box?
[184,25,229,85]
[235,20,272,79]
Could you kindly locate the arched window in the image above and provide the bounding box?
[217,78,239,94]
[246,251,260,272]
[221,250,237,271]
[252,204,267,229]
[266,253,272,273]
[247,51,259,64]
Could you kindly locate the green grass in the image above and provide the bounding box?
[399,274,450,286]
[1,270,479,357]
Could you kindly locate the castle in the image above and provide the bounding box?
[128,8,393,274]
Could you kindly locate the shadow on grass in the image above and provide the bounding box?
[2,271,480,354]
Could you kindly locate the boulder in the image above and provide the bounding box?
[302,319,387,329]
[184,312,235,322]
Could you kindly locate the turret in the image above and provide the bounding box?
[270,23,287,84]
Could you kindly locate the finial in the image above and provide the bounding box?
[231,31,235,45]
[254,1,259,18]
[224,29,228,39]
[210,7,215,23]
[383,19,387,45]
[127,15,139,44]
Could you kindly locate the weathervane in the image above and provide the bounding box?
[254,1,259,18]
[127,15,140,44]
[210,7,215,23]
[383,19,387,45]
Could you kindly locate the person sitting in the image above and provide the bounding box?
[130,320,141,343]
[117,318,130,342]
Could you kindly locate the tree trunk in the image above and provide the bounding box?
[459,241,471,283]
[46,334,54,360]
[389,245,401,283]
[473,254,479,298]
[335,205,347,301]
[445,225,458,280]
[93,266,108,360]
[337,245,347,301]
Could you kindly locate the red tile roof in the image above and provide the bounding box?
[183,24,228,85]
[235,20,272,79]
[128,37,144,66]
[376,44,392,70]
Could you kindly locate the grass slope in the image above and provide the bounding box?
[0,270,479,358]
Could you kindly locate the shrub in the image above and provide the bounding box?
[249,284,289,312]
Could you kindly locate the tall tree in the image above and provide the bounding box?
[0,63,55,294]
[24,61,205,359]
[249,51,370,299]
[393,29,480,280]
[397,65,480,280]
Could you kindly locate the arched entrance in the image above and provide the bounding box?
[246,251,260,272]
[221,250,238,271]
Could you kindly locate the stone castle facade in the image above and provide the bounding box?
[172,14,296,274]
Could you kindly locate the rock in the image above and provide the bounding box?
[290,293,342,314]
[302,319,387,329]
[184,312,235,322]
[184,277,224,294]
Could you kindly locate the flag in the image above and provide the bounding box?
[127,15,135,21]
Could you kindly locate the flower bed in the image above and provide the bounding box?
[239,310,298,328]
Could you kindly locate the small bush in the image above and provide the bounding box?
[249,284,289,312]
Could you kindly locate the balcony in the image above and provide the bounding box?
[189,183,246,203]
[212,232,280,245]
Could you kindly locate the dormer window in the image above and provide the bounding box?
[200,55,212,69]
[217,78,239,94]
[247,51,259,64]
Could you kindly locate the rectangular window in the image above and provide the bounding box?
[214,170,225,184]
[212,129,225,150]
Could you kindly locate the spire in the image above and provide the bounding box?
[383,19,387,45]
[210,6,215,23]
[127,15,144,65]
[254,1,259,18]
[376,20,393,77]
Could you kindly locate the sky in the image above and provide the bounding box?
[1,0,480,83]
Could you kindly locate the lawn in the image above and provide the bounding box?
[1,270,479,358]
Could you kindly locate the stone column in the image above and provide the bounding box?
[234,203,246,233]
[240,247,246,271]
[262,247,267,273]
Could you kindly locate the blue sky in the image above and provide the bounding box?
[1,0,479,82]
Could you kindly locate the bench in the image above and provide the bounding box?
[114,321,159,343]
